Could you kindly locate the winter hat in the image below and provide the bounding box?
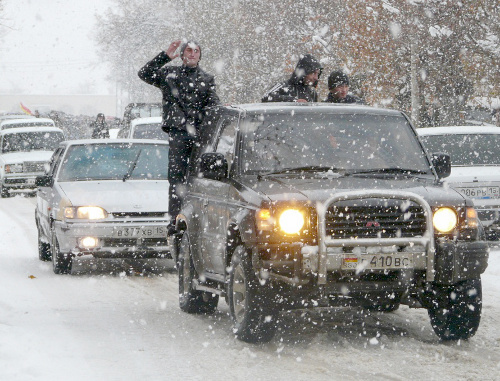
[180,40,202,60]
[328,71,350,90]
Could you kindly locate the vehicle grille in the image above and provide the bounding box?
[325,202,427,239]
[111,212,167,218]
[23,161,46,173]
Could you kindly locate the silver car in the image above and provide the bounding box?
[417,126,500,240]
[35,139,171,274]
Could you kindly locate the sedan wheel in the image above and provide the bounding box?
[51,230,72,274]
[178,232,218,314]
[228,245,277,343]
[37,227,51,261]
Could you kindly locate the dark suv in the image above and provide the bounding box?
[173,103,489,343]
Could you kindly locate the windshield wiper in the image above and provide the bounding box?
[348,167,429,176]
[258,166,344,179]
[123,150,142,182]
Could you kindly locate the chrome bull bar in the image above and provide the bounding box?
[317,191,435,284]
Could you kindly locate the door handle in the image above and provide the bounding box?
[203,199,209,207]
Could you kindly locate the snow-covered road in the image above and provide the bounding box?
[1,196,499,381]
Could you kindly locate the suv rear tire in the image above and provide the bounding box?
[428,278,482,340]
[178,232,219,314]
[228,245,277,343]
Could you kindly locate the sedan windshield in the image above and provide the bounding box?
[240,112,429,174]
[57,143,169,181]
[2,131,64,153]
[419,133,500,166]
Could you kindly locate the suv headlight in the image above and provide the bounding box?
[256,207,307,235]
[5,164,23,173]
[64,206,108,220]
[278,209,304,234]
[433,207,458,233]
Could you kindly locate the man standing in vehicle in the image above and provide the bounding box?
[91,113,110,139]
[262,54,322,103]
[324,70,364,104]
[138,40,220,233]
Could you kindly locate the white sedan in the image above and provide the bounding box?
[35,139,171,274]
[417,126,500,240]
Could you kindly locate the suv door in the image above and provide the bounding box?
[199,114,240,275]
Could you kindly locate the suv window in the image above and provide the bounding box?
[215,118,239,170]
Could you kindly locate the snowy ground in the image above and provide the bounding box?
[1,196,499,381]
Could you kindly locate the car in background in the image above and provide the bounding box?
[0,117,55,130]
[417,126,500,240]
[35,139,171,274]
[0,126,65,197]
[0,113,34,122]
[117,116,168,140]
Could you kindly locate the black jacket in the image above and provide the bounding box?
[262,54,322,103]
[91,121,109,139]
[324,92,364,104]
[138,52,220,134]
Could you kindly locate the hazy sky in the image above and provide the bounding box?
[0,0,113,95]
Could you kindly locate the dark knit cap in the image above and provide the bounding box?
[328,70,350,90]
[180,40,201,60]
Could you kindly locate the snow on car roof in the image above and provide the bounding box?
[130,116,162,127]
[0,117,55,129]
[0,126,63,135]
[416,126,500,135]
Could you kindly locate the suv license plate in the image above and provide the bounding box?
[342,254,414,270]
[113,226,167,238]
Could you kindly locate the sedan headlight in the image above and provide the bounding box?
[433,207,458,233]
[5,164,23,173]
[64,206,108,220]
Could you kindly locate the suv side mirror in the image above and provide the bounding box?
[431,152,451,179]
[199,153,228,180]
[36,174,53,187]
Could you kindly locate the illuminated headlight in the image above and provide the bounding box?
[64,206,108,220]
[433,207,458,233]
[79,237,99,249]
[5,164,23,173]
[278,209,304,235]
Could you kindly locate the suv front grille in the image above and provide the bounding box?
[23,161,45,173]
[326,203,426,239]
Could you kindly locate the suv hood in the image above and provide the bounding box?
[58,181,169,213]
[247,176,466,206]
[1,151,54,164]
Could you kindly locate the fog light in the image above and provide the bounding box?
[80,237,99,249]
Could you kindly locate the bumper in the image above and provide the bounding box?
[54,220,171,258]
[2,174,39,191]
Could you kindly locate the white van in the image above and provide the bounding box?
[117,117,168,140]
[0,126,65,197]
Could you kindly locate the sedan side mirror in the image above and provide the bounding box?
[431,152,451,179]
[35,174,53,187]
[199,153,228,180]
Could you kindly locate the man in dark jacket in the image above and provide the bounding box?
[91,113,110,139]
[138,40,220,231]
[262,54,322,103]
[324,70,364,104]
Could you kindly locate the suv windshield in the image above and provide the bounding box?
[240,112,429,174]
[2,131,64,153]
[419,133,500,166]
[57,143,169,181]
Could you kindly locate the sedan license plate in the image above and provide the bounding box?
[27,178,36,185]
[342,254,414,270]
[456,186,499,199]
[113,226,167,238]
